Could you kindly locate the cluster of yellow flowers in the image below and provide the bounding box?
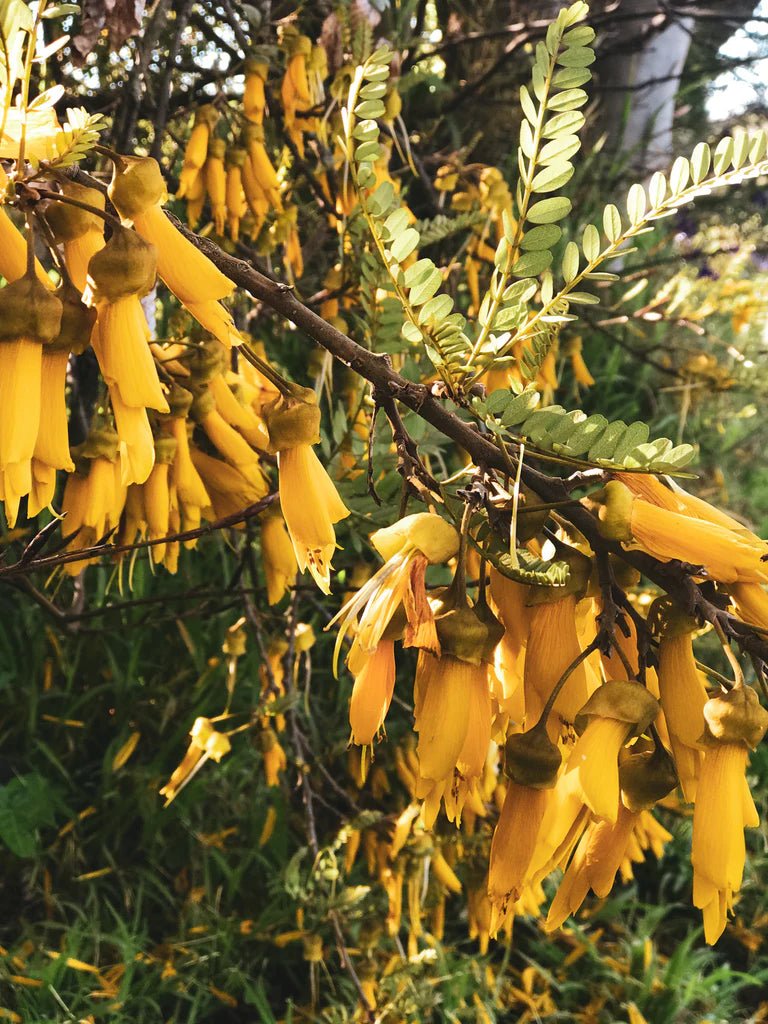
[327,483,768,946]
[0,152,353,598]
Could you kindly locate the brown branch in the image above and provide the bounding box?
[0,494,278,579]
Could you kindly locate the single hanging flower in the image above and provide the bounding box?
[569,679,660,824]
[243,58,268,124]
[108,154,242,348]
[86,224,168,485]
[0,268,63,526]
[204,137,227,235]
[29,283,96,516]
[260,504,298,605]
[164,384,211,540]
[0,166,52,285]
[61,426,126,574]
[176,104,219,199]
[691,684,767,943]
[45,182,106,293]
[190,447,268,520]
[262,383,349,594]
[328,511,460,668]
[599,479,768,584]
[648,597,709,801]
[523,566,596,735]
[414,600,502,825]
[488,724,561,927]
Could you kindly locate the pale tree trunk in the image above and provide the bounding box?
[595,2,694,171]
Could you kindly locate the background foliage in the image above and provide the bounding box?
[3,1,768,1022]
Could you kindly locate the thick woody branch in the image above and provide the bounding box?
[172,223,768,666]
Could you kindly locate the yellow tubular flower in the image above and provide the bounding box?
[617,471,755,538]
[108,155,241,348]
[0,273,63,526]
[567,336,594,387]
[243,59,267,123]
[225,148,247,240]
[263,385,349,593]
[692,742,758,943]
[328,512,459,668]
[0,168,53,286]
[524,594,589,733]
[177,105,218,198]
[94,298,167,412]
[691,685,767,944]
[209,373,269,449]
[192,389,264,487]
[184,167,206,228]
[191,447,267,520]
[571,680,659,824]
[650,598,708,801]
[281,34,312,154]
[61,430,126,574]
[730,582,768,630]
[488,782,549,915]
[204,138,227,235]
[600,480,768,584]
[110,385,156,486]
[278,443,348,593]
[546,804,637,930]
[244,124,283,210]
[241,155,269,236]
[35,348,74,474]
[413,650,486,784]
[347,637,396,746]
[27,459,58,518]
[45,183,106,294]
[144,437,177,565]
[260,505,298,605]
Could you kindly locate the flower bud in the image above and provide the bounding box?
[504,724,562,788]
[619,744,678,812]
[108,154,166,219]
[597,480,634,542]
[702,684,768,750]
[87,225,157,301]
[0,273,62,345]
[574,679,659,738]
